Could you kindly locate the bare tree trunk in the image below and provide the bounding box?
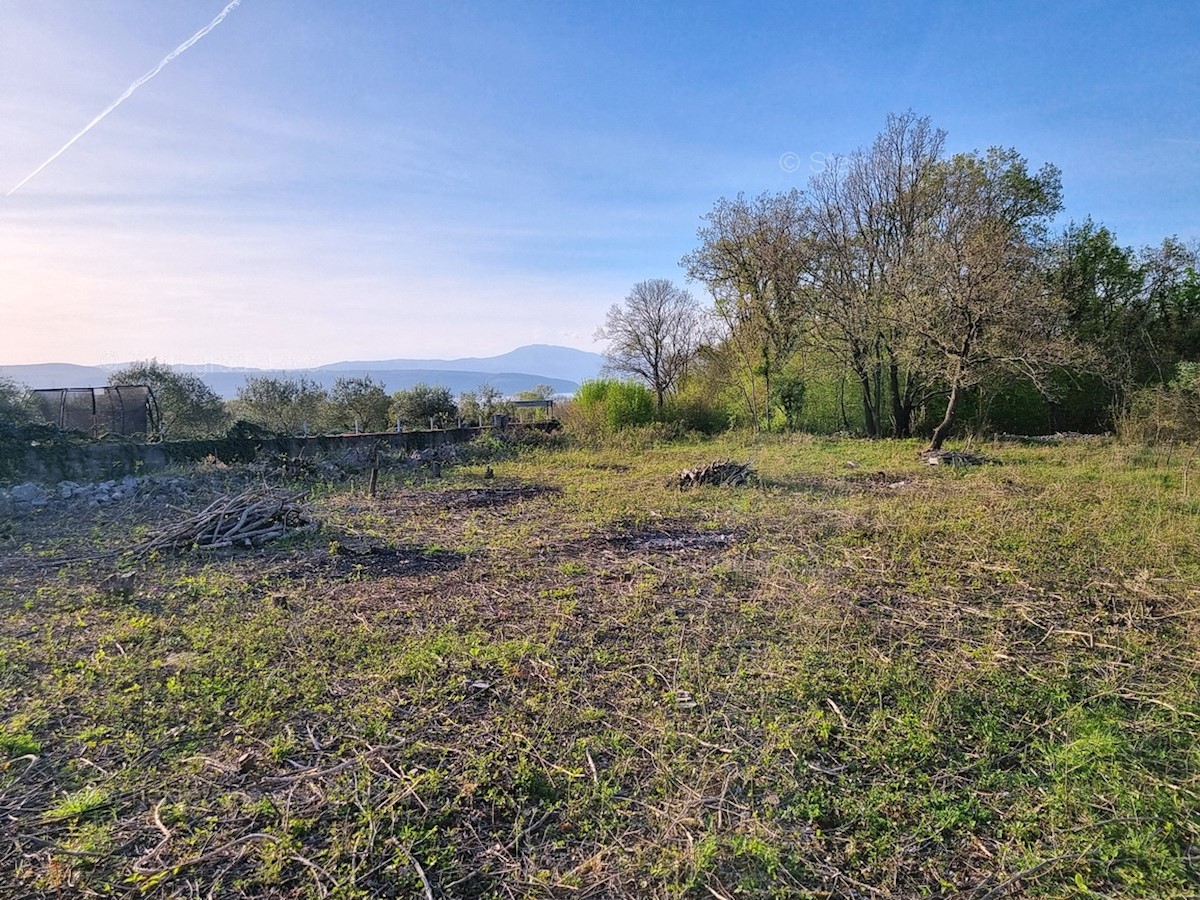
[761,348,773,433]
[838,374,849,431]
[858,370,878,437]
[888,360,911,438]
[928,378,962,450]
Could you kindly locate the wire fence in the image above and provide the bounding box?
[31,385,159,438]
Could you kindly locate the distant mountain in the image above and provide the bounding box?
[0,363,111,389]
[2,345,602,400]
[320,344,606,385]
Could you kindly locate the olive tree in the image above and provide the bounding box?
[328,375,391,433]
[595,279,702,412]
[391,383,457,428]
[108,360,227,439]
[232,376,328,434]
[458,383,505,426]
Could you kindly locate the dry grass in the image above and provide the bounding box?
[1,434,1197,898]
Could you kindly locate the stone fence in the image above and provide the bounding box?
[2,423,557,486]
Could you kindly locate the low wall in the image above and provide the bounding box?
[4,424,555,485]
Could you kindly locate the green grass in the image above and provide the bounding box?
[1,434,1198,897]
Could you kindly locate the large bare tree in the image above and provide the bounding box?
[596,279,702,411]
[806,111,946,437]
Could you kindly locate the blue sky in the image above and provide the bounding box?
[2,1,1197,367]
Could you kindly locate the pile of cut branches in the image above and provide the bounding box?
[675,459,756,490]
[138,488,316,554]
[920,449,995,466]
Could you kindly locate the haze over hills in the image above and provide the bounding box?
[319,345,605,385]
[0,345,606,400]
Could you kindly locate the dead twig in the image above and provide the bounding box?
[135,488,315,554]
[674,460,757,490]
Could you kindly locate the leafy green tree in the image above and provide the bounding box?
[391,383,457,428]
[0,378,36,427]
[108,360,227,439]
[908,148,1069,449]
[1138,237,1200,381]
[682,191,809,430]
[328,375,391,432]
[459,383,507,425]
[231,376,328,434]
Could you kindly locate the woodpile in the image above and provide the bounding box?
[137,488,316,554]
[920,449,994,466]
[675,460,756,490]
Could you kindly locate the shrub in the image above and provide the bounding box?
[575,380,654,431]
[1119,363,1200,444]
[0,378,36,427]
[771,373,807,430]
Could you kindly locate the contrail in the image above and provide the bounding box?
[6,0,242,196]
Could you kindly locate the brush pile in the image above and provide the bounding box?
[138,488,316,554]
[920,449,995,466]
[674,460,756,490]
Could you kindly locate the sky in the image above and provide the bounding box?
[1,1,1197,368]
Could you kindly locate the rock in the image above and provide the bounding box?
[99,571,136,598]
[11,482,48,505]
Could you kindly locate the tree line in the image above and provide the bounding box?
[0,361,553,440]
[597,113,1200,446]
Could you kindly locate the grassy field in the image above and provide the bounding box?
[1,434,1198,898]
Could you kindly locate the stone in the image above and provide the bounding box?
[11,482,48,505]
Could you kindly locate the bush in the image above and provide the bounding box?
[575,380,655,431]
[1119,363,1200,444]
[771,373,807,430]
[664,378,729,435]
[0,378,36,427]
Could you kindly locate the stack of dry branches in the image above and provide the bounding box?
[920,449,994,466]
[138,488,316,554]
[675,459,756,490]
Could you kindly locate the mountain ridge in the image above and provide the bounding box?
[0,345,606,400]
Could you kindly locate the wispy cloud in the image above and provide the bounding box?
[6,0,242,196]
